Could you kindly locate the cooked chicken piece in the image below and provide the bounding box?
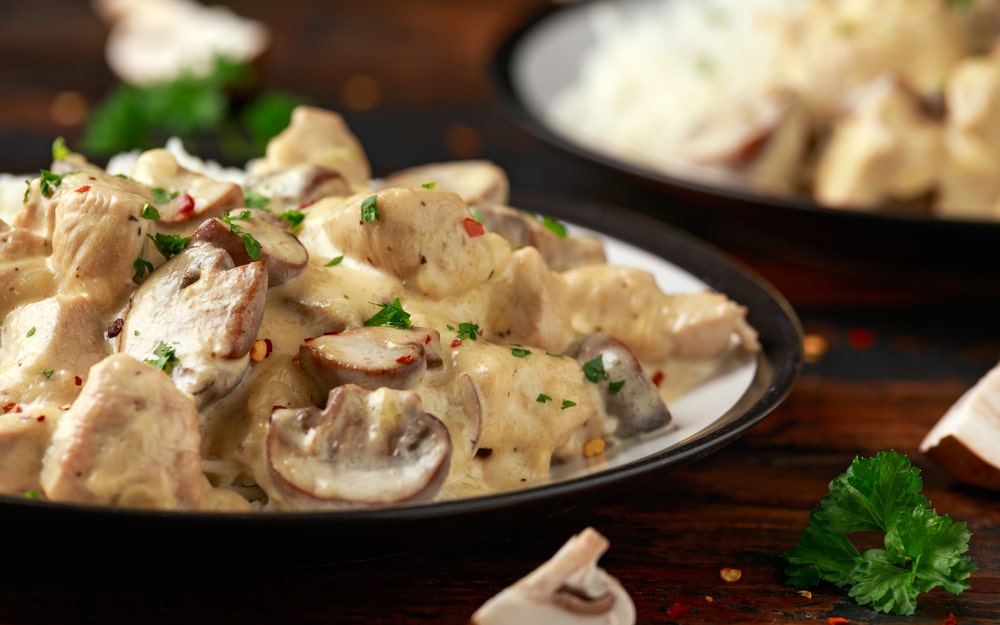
[253,106,371,189]
[298,187,511,299]
[298,326,444,394]
[129,148,244,224]
[0,295,111,409]
[471,527,636,625]
[40,353,203,509]
[936,56,1000,218]
[380,161,510,207]
[675,88,811,195]
[814,78,944,209]
[562,265,758,365]
[244,164,352,212]
[266,384,452,509]
[0,407,53,496]
[573,333,671,439]
[475,204,606,272]
[775,0,968,126]
[0,221,55,316]
[188,209,308,286]
[119,242,268,407]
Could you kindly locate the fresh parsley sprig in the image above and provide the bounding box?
[784,451,976,615]
[364,298,411,329]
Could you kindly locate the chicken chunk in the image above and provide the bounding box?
[380,160,509,207]
[129,148,245,224]
[40,353,203,509]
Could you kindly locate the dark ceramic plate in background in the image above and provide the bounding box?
[0,193,802,570]
[491,0,1000,290]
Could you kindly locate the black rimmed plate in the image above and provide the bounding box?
[0,193,802,569]
[491,0,1000,295]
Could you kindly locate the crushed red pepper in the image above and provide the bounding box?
[396,355,415,364]
[651,370,665,388]
[74,185,90,193]
[463,217,484,238]
[450,338,462,348]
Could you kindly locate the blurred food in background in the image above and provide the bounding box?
[548,0,1000,220]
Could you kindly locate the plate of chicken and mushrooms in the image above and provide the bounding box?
[0,105,800,567]
[492,0,1000,278]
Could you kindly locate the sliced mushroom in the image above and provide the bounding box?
[119,243,268,407]
[297,326,443,394]
[475,204,606,272]
[245,163,353,212]
[188,209,309,286]
[130,148,245,223]
[573,333,671,439]
[254,106,371,189]
[380,160,509,207]
[266,384,452,508]
[471,527,636,625]
[39,353,203,509]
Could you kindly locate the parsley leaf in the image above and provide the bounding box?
[145,341,179,373]
[325,255,344,267]
[38,169,70,198]
[364,298,412,329]
[147,233,190,260]
[783,451,976,616]
[608,380,625,394]
[561,399,576,409]
[455,322,479,341]
[26,327,36,338]
[582,356,609,383]
[361,195,380,223]
[540,214,568,238]
[132,257,154,280]
[151,187,178,204]
[222,211,262,261]
[279,209,305,230]
[140,202,160,220]
[511,347,532,358]
[243,189,271,210]
[421,182,436,189]
[42,368,54,379]
[52,137,70,161]
[537,394,552,403]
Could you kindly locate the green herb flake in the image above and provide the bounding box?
[145,341,179,373]
[325,255,344,267]
[582,356,609,383]
[39,169,69,198]
[561,399,577,409]
[364,298,412,329]
[42,368,54,379]
[540,214,567,238]
[470,208,484,222]
[279,209,306,230]
[536,393,552,403]
[140,202,160,220]
[52,137,70,161]
[361,195,380,223]
[151,187,178,204]
[26,327,36,338]
[784,451,976,616]
[22,179,30,203]
[545,351,564,359]
[511,347,532,358]
[243,189,271,210]
[421,182,436,189]
[23,490,40,500]
[132,257,154,280]
[222,211,262,261]
[147,233,190,260]
[608,380,626,394]
[455,322,480,341]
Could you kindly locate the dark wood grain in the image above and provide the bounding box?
[0,2,998,624]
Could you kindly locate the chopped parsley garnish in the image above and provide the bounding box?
[140,202,160,220]
[145,341,179,373]
[455,322,479,341]
[421,182,436,189]
[364,298,412,329]
[279,209,306,230]
[151,187,178,204]
[243,189,271,210]
[361,195,380,223]
[536,394,552,403]
[42,368,54,379]
[38,169,71,198]
[222,211,262,261]
[325,255,344,267]
[23,490,40,500]
[511,347,532,358]
[470,207,484,222]
[784,451,976,615]
[561,399,577,409]
[540,214,568,238]
[582,356,609,383]
[52,137,70,161]
[26,327,36,338]
[608,380,626,394]
[147,233,190,260]
[132,257,154,280]
[546,351,564,359]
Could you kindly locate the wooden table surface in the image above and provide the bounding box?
[1,2,999,624]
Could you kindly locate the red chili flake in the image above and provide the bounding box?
[651,370,665,387]
[36,415,44,422]
[2,402,21,414]
[291,354,300,363]
[396,355,415,364]
[106,317,124,338]
[450,338,463,348]
[827,618,849,625]
[298,199,316,209]
[271,405,287,412]
[463,217,485,238]
[943,614,957,625]
[74,185,91,194]
[847,328,874,349]
[666,603,691,618]
[322,330,341,336]
[303,336,316,343]
[177,192,195,216]
[424,334,432,344]
[74,375,82,386]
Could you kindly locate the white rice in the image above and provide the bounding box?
[548,0,801,173]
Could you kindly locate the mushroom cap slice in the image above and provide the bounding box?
[267,384,452,506]
[297,326,443,394]
[471,527,636,625]
[574,333,671,439]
